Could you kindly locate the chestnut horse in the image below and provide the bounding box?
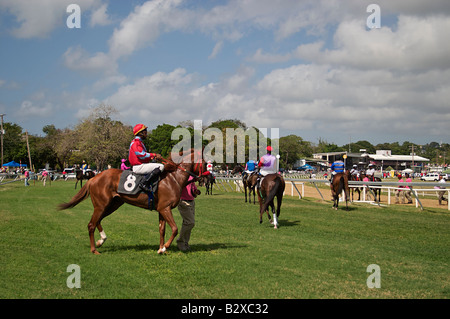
[330,172,350,210]
[254,173,285,229]
[58,149,205,255]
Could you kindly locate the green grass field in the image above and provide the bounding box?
[0,179,449,299]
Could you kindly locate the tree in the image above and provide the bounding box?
[2,122,27,164]
[279,135,313,169]
[206,120,270,166]
[74,104,132,170]
[149,123,193,157]
[315,138,344,153]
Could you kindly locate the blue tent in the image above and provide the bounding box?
[2,161,27,167]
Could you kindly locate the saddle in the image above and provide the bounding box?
[118,170,159,210]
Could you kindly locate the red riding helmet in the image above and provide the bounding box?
[133,124,147,136]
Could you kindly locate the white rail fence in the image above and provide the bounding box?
[212,177,450,211]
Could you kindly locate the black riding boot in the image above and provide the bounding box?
[139,167,161,193]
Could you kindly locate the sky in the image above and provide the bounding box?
[0,0,450,146]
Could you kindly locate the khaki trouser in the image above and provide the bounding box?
[395,189,405,204]
[177,200,195,250]
[404,189,412,203]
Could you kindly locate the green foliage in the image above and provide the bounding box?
[148,123,194,157]
[279,135,313,169]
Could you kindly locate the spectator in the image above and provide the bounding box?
[436,175,447,205]
[24,169,30,186]
[120,159,130,170]
[42,169,48,186]
[404,173,413,204]
[395,174,405,204]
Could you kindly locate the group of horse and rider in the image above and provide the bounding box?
[328,156,384,210]
[59,122,286,254]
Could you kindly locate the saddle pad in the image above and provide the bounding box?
[118,171,146,195]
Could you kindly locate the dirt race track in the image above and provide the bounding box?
[283,181,449,211]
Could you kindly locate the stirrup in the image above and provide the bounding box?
[139,183,152,193]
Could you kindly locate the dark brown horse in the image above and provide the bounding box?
[198,172,215,195]
[254,173,285,229]
[231,165,257,204]
[330,172,350,210]
[75,170,95,189]
[59,148,205,255]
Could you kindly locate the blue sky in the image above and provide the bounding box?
[1,0,450,146]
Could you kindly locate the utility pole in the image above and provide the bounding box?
[25,131,32,171]
[0,114,5,167]
[409,144,419,172]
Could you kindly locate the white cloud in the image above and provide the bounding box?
[0,0,105,38]
[296,16,450,71]
[105,68,197,120]
[105,58,449,142]
[63,46,117,75]
[208,41,223,60]
[108,0,184,60]
[89,3,113,27]
[17,100,53,117]
[248,48,291,64]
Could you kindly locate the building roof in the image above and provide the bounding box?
[367,154,430,162]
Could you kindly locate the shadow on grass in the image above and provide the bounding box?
[278,219,301,227]
[101,242,247,254]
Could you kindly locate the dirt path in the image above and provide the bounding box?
[284,182,449,210]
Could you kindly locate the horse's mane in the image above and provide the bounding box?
[163,148,200,172]
[162,159,178,172]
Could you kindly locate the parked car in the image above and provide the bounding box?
[420,173,440,181]
[63,168,76,179]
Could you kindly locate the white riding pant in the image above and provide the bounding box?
[260,168,277,176]
[132,163,164,175]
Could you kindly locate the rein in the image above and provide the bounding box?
[160,154,203,179]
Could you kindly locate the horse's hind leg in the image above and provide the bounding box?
[88,197,123,254]
[95,223,107,248]
[88,208,104,255]
[270,201,279,229]
[158,207,178,254]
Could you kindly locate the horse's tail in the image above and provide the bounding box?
[261,175,281,213]
[58,180,91,210]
